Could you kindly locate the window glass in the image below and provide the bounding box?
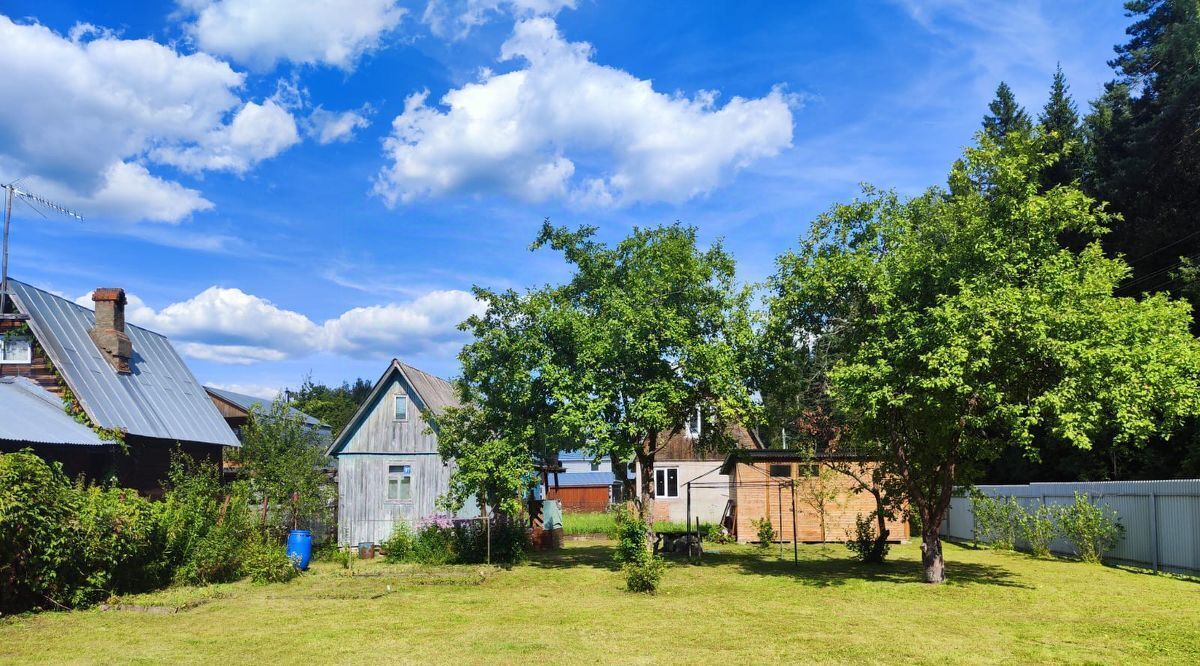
[0,336,32,363]
[666,468,678,497]
[655,469,665,497]
[770,464,793,478]
[686,406,702,438]
[387,464,412,501]
[394,394,408,420]
[655,468,679,498]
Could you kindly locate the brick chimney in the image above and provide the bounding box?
[89,288,132,373]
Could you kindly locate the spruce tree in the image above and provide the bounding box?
[1038,64,1082,189]
[981,81,1032,142]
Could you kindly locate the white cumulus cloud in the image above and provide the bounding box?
[0,15,300,223]
[422,0,575,40]
[373,18,795,208]
[307,106,373,144]
[77,285,484,365]
[180,0,407,70]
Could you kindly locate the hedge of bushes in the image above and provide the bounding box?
[971,491,1125,563]
[381,514,530,566]
[0,451,296,614]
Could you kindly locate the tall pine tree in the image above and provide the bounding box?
[982,81,1032,141]
[1038,64,1082,190]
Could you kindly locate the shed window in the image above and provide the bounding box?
[387,464,412,501]
[393,394,408,421]
[0,336,31,364]
[769,464,793,478]
[655,468,678,498]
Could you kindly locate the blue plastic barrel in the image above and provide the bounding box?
[286,529,312,570]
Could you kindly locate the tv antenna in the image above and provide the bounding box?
[1,182,84,320]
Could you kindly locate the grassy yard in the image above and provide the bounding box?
[1,540,1197,664]
[560,510,713,536]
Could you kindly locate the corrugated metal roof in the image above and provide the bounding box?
[0,377,105,445]
[549,471,615,487]
[8,280,239,447]
[204,386,328,430]
[395,360,459,415]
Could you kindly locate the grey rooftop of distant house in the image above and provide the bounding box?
[0,377,104,446]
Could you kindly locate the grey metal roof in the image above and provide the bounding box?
[395,360,459,415]
[0,377,105,446]
[204,386,329,431]
[8,280,239,447]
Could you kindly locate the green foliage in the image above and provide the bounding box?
[451,520,530,565]
[845,513,889,563]
[0,452,87,612]
[242,536,298,584]
[751,518,775,548]
[970,493,1024,551]
[286,375,372,437]
[70,483,164,604]
[449,222,760,524]
[1020,504,1058,558]
[1038,64,1082,190]
[982,81,1032,142]
[764,129,1200,581]
[612,505,648,564]
[227,400,334,535]
[623,553,666,594]
[382,522,416,563]
[1057,492,1125,563]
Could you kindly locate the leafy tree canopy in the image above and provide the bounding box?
[765,130,1200,582]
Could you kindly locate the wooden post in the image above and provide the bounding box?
[686,481,692,562]
[791,479,798,565]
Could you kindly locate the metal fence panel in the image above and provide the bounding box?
[939,479,1200,575]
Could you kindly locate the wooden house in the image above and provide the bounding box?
[720,449,910,543]
[0,280,238,493]
[326,359,473,545]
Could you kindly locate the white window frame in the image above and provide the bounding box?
[0,335,32,364]
[393,394,409,422]
[685,405,702,439]
[655,467,679,499]
[386,463,413,503]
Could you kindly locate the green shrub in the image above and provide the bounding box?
[71,484,164,604]
[382,522,416,563]
[612,506,648,565]
[845,513,889,563]
[1057,492,1124,563]
[623,553,666,594]
[971,492,1023,550]
[752,518,775,549]
[1020,504,1057,558]
[452,519,529,565]
[0,452,80,612]
[242,537,298,584]
[410,516,456,565]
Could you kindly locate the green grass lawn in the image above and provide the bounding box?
[560,511,713,536]
[1,540,1197,664]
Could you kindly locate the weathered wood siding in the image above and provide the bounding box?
[0,320,60,394]
[335,372,460,545]
[730,462,910,543]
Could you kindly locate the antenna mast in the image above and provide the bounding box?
[0,182,84,320]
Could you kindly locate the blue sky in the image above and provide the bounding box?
[0,0,1130,397]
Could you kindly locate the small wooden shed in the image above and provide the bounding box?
[720,450,909,544]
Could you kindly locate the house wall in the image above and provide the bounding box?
[334,372,465,545]
[0,438,222,497]
[634,460,731,524]
[0,320,59,394]
[730,461,909,543]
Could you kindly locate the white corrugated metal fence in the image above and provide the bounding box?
[940,479,1200,575]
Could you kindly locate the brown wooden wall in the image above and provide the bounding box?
[547,485,611,512]
[730,461,909,543]
[0,320,60,395]
[656,423,760,461]
[0,438,222,497]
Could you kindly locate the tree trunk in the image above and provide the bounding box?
[637,433,657,552]
[921,525,945,583]
[869,491,890,564]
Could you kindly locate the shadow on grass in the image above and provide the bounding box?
[527,541,1030,588]
[527,544,622,572]
[703,548,1030,588]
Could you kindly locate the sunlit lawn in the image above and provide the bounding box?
[1,540,1197,664]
